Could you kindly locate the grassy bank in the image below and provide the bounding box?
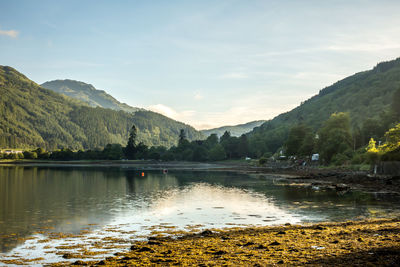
[58,218,400,266]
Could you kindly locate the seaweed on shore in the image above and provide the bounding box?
[86,218,400,266]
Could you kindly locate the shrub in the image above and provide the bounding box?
[259,157,268,165]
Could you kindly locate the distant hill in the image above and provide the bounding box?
[0,66,203,150]
[247,57,400,157]
[41,79,140,113]
[201,120,266,137]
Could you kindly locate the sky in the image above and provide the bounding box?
[1,0,400,130]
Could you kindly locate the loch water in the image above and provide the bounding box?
[1,165,399,263]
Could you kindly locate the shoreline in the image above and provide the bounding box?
[2,160,399,194]
[52,218,400,266]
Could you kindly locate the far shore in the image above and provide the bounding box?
[1,159,399,195]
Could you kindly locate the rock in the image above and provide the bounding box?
[137,246,154,253]
[335,184,349,191]
[72,260,87,265]
[269,241,281,246]
[212,250,226,255]
[62,253,73,259]
[148,240,161,245]
[200,230,213,236]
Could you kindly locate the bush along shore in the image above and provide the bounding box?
[55,218,400,266]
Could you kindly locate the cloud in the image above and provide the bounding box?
[148,104,195,123]
[147,92,305,130]
[220,72,248,79]
[0,28,19,38]
[194,92,203,100]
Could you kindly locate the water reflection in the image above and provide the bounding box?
[1,166,400,256]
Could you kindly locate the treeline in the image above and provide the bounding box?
[2,125,251,161]
[4,108,400,165]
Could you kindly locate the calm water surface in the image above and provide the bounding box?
[1,165,399,264]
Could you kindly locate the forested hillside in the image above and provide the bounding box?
[248,57,400,157]
[41,79,140,113]
[201,120,266,137]
[0,66,203,149]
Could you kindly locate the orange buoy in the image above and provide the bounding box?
[141,172,145,177]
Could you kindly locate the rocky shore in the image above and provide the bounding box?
[276,168,400,195]
[68,218,400,266]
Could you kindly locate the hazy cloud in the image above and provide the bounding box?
[194,92,203,100]
[0,28,19,38]
[220,72,248,79]
[148,104,196,123]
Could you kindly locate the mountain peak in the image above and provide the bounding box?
[41,79,140,113]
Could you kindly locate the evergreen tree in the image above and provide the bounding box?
[220,131,231,143]
[125,125,138,159]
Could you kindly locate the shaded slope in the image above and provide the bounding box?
[0,66,203,149]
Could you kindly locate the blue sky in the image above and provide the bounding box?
[1,0,400,129]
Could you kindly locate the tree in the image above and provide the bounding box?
[192,145,209,161]
[23,151,38,159]
[135,142,149,159]
[366,123,400,162]
[204,134,219,148]
[361,118,385,145]
[298,131,315,157]
[125,125,138,160]
[381,123,400,151]
[237,134,249,158]
[209,144,226,161]
[177,129,190,151]
[391,87,400,117]
[285,124,308,156]
[317,112,352,164]
[102,144,123,160]
[220,131,231,143]
[179,129,186,143]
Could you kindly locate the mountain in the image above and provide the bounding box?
[247,57,400,157]
[201,120,266,137]
[0,66,203,150]
[41,79,140,113]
